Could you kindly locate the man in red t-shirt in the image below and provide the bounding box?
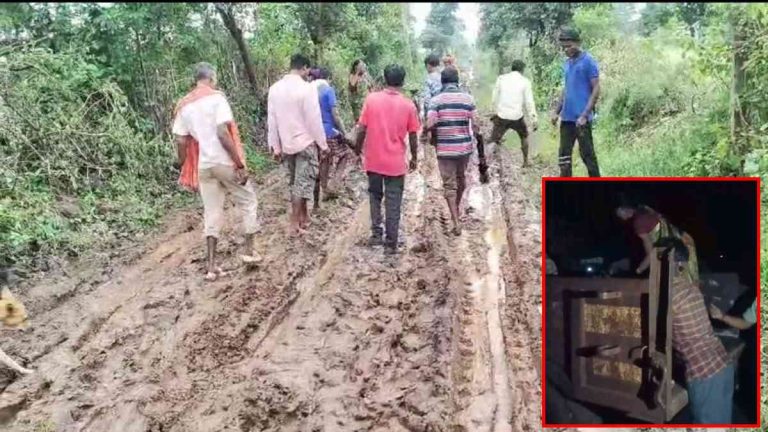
[353,64,420,255]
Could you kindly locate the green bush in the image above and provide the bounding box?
[0,47,181,267]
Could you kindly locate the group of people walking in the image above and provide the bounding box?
[170,26,603,280]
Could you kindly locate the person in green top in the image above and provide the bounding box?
[709,299,757,330]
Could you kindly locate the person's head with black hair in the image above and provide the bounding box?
[425,53,441,71]
[290,54,312,79]
[511,59,526,73]
[316,67,331,81]
[384,64,406,88]
[558,26,582,59]
[441,66,459,86]
[350,59,366,76]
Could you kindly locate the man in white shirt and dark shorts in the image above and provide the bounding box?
[488,59,538,168]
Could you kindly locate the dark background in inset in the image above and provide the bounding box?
[544,180,759,425]
[545,180,758,289]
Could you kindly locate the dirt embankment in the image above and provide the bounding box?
[1,125,548,432]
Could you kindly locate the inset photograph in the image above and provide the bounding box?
[542,178,760,427]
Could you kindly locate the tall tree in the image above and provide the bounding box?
[640,2,675,36]
[675,2,709,38]
[420,3,461,56]
[295,2,350,62]
[215,3,259,97]
[730,5,747,160]
[480,3,581,53]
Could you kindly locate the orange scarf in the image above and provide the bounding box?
[174,84,245,192]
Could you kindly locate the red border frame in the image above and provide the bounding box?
[541,176,762,429]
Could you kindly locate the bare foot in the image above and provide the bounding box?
[288,226,308,238]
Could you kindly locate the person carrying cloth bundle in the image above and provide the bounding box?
[172,62,261,282]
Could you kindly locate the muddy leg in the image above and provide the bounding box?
[300,199,311,229]
[456,157,467,219]
[445,194,460,234]
[368,173,384,244]
[206,236,217,275]
[243,233,255,257]
[521,135,530,167]
[290,198,303,235]
[383,175,405,252]
[313,178,321,211]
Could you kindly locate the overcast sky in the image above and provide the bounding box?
[410,3,480,45]
[410,3,648,45]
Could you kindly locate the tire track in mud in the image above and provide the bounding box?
[493,142,544,431]
[5,130,544,432]
[168,144,463,432]
[1,168,369,432]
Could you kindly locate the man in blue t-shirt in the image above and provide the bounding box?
[550,27,601,177]
[312,67,351,207]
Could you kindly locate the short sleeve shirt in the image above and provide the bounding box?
[172,93,235,169]
[316,81,339,138]
[742,299,757,324]
[562,51,600,122]
[427,84,476,158]
[359,89,421,177]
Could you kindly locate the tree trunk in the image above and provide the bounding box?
[215,3,259,97]
[730,8,747,160]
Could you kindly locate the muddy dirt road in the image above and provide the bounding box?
[0,123,545,432]
[0,125,721,432]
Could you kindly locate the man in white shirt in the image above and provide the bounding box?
[489,60,538,168]
[172,62,260,282]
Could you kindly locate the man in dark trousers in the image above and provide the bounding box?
[354,64,420,255]
[550,27,601,177]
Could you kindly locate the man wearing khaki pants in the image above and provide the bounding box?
[173,62,260,282]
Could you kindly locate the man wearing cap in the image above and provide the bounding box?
[550,27,601,177]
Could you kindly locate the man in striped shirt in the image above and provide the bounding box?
[427,66,480,236]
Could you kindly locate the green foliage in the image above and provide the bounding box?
[480,3,581,55]
[640,3,675,36]
[0,46,179,266]
[420,3,461,56]
[0,2,419,268]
